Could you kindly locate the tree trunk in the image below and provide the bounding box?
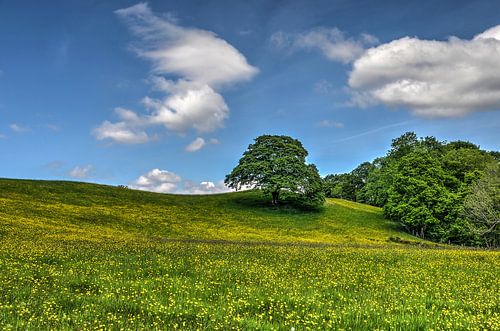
[271,191,279,205]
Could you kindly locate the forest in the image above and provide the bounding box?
[323,132,499,247]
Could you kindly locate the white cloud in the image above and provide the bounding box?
[10,123,31,133]
[69,165,94,179]
[129,168,231,194]
[115,3,258,87]
[142,79,229,133]
[95,3,257,144]
[93,120,150,144]
[181,180,231,195]
[349,25,500,117]
[271,27,377,64]
[185,137,206,152]
[317,120,344,128]
[130,168,182,193]
[184,136,220,152]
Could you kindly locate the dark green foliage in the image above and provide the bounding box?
[323,173,356,200]
[325,131,499,247]
[383,151,462,241]
[225,135,325,209]
[323,162,374,201]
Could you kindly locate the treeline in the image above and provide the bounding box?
[324,132,499,247]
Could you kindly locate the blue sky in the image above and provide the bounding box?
[1,0,499,193]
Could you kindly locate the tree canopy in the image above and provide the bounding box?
[225,135,324,208]
[323,132,499,247]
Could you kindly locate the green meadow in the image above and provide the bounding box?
[0,178,498,330]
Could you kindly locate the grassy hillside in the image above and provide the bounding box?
[0,178,498,330]
[0,178,419,246]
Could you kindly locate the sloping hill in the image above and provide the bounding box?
[1,178,498,330]
[0,178,418,246]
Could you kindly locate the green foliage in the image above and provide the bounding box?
[356,158,394,206]
[225,135,324,208]
[323,173,356,200]
[383,151,462,241]
[326,131,499,247]
[323,162,375,201]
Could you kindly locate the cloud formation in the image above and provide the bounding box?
[181,180,230,194]
[184,136,219,152]
[185,137,206,152]
[271,28,377,64]
[130,168,182,193]
[94,3,257,144]
[349,25,500,117]
[93,112,151,144]
[69,165,94,179]
[129,168,230,194]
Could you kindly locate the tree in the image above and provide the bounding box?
[225,135,325,208]
[461,165,500,247]
[383,150,461,241]
[323,173,356,200]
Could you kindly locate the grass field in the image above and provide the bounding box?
[0,178,498,330]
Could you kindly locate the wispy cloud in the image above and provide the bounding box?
[317,120,344,128]
[9,123,31,133]
[68,165,94,179]
[184,137,220,152]
[44,124,60,132]
[44,161,64,170]
[185,137,206,152]
[333,121,415,143]
[94,3,258,144]
[271,27,377,64]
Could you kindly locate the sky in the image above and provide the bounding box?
[0,0,499,194]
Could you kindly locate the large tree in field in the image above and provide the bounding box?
[225,135,324,207]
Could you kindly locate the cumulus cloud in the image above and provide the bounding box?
[349,25,500,117]
[69,165,94,179]
[129,168,231,194]
[142,79,229,133]
[271,28,377,64]
[10,123,31,133]
[130,168,182,193]
[94,3,257,144]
